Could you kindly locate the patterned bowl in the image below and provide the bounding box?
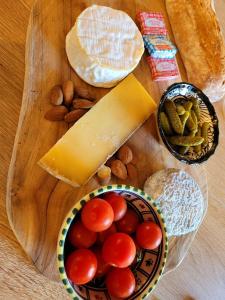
[57,185,168,300]
[157,82,219,164]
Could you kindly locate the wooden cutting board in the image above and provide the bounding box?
[6,0,207,281]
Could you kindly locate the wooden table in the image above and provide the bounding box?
[0,0,225,299]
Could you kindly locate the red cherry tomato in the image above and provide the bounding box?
[81,198,114,232]
[98,223,117,244]
[104,192,127,221]
[106,268,135,299]
[136,221,162,250]
[65,249,97,285]
[68,221,97,248]
[93,247,111,278]
[116,208,139,234]
[102,233,136,268]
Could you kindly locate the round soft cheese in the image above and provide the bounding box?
[144,168,205,237]
[66,5,144,88]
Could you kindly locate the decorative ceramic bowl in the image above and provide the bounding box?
[57,185,168,300]
[157,82,219,164]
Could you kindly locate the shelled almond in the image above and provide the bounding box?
[127,163,138,179]
[44,106,69,121]
[62,80,74,106]
[99,145,137,183]
[105,157,116,168]
[73,98,95,109]
[64,109,86,123]
[75,85,95,100]
[44,80,96,124]
[50,85,63,105]
[111,159,128,180]
[117,145,133,164]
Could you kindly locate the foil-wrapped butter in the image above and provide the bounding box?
[143,35,177,59]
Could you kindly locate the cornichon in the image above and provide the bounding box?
[191,110,198,130]
[176,104,186,115]
[179,146,189,155]
[180,111,190,134]
[202,122,210,147]
[194,126,202,153]
[179,129,197,155]
[164,101,183,134]
[190,98,200,121]
[183,101,193,111]
[169,136,204,146]
[160,112,173,135]
[186,112,196,131]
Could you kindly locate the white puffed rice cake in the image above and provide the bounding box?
[144,168,204,237]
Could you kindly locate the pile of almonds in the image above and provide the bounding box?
[97,145,138,185]
[45,80,95,123]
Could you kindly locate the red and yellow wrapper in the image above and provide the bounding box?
[147,56,179,81]
[137,12,167,36]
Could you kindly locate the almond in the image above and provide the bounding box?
[49,85,63,105]
[105,156,116,167]
[97,165,111,185]
[44,106,68,121]
[127,163,138,180]
[73,98,95,109]
[62,80,74,106]
[75,84,95,100]
[111,159,128,180]
[117,145,133,165]
[64,109,86,123]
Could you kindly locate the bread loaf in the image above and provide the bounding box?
[166,0,225,102]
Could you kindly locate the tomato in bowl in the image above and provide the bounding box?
[57,185,168,300]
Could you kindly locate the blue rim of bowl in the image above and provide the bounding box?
[157,82,219,164]
[57,184,168,300]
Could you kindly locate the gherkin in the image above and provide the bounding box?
[202,122,210,147]
[160,112,173,135]
[194,126,202,153]
[179,129,197,155]
[186,112,196,131]
[176,104,186,115]
[169,136,204,147]
[190,98,200,121]
[180,111,190,134]
[183,101,193,111]
[164,101,183,135]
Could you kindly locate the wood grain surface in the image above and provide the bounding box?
[1,0,225,299]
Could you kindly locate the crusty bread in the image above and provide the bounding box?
[166,0,225,102]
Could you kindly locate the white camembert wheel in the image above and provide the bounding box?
[66,5,144,88]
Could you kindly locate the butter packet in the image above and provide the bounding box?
[147,56,179,81]
[143,35,177,59]
[137,12,167,36]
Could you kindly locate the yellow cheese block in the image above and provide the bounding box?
[39,74,156,187]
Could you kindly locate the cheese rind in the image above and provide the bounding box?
[66,5,144,88]
[66,25,130,88]
[39,74,156,187]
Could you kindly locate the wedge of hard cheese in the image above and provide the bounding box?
[39,74,156,187]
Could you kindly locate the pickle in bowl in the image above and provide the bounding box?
[158,82,219,164]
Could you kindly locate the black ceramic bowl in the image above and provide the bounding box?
[157,82,219,164]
